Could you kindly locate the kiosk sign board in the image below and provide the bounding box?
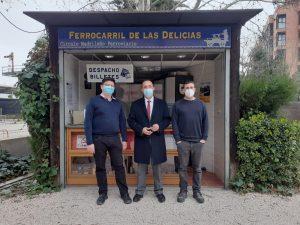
[58,26,231,49]
[86,64,134,83]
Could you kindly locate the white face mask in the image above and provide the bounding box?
[185,89,195,98]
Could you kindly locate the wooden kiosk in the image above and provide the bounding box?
[24,9,262,188]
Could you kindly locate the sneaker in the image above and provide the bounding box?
[177,190,187,203]
[133,194,143,202]
[96,193,108,205]
[156,193,166,203]
[121,193,132,204]
[193,191,204,204]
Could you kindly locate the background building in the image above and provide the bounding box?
[267,2,300,80]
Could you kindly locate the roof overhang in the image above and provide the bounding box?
[24,9,262,27]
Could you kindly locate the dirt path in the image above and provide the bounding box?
[0,186,299,225]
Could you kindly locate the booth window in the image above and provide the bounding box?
[277,32,286,46]
[277,14,286,29]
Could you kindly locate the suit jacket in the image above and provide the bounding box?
[127,97,171,165]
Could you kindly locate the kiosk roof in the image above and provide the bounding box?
[24,9,262,27]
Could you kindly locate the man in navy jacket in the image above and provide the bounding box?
[127,80,171,203]
[84,78,132,205]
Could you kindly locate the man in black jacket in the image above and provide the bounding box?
[172,80,209,204]
[128,80,171,203]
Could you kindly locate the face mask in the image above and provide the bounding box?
[103,85,115,95]
[185,89,195,98]
[143,88,154,98]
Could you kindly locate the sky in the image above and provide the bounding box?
[0,0,276,87]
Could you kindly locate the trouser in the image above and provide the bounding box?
[93,135,128,197]
[177,140,203,192]
[135,162,163,196]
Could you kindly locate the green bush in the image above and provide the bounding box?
[16,36,59,193]
[231,113,300,195]
[240,74,297,117]
[0,149,30,182]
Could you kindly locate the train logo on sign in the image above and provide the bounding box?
[120,68,131,79]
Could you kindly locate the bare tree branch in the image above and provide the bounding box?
[197,0,215,9]
[76,0,101,11]
[192,0,202,9]
[171,0,188,10]
[222,0,286,10]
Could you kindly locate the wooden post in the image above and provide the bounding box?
[47,26,60,175]
[229,24,241,178]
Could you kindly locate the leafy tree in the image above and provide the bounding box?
[240,73,297,117]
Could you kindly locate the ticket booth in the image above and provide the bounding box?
[24,9,261,188]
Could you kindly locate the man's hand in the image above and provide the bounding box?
[86,144,95,154]
[142,127,153,136]
[151,124,160,132]
[122,141,127,151]
[200,140,206,144]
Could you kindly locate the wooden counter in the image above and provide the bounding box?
[66,127,180,185]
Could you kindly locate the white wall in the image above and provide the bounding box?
[214,54,225,183]
[78,61,97,111]
[64,53,79,124]
[187,61,215,173]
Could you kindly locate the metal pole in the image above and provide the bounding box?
[11,52,14,73]
[224,49,230,189]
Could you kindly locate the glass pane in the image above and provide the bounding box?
[70,155,180,176]
[71,157,95,175]
[124,155,136,174]
[161,156,178,175]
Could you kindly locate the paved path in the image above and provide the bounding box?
[0,186,299,225]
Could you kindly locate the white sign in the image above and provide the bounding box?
[86,64,134,83]
[76,135,87,149]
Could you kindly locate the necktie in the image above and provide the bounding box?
[147,100,151,120]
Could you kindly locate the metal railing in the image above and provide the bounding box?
[1,65,24,77]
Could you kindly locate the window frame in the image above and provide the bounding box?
[277,14,286,29]
[277,32,286,46]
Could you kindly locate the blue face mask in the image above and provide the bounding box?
[103,85,115,95]
[143,88,154,98]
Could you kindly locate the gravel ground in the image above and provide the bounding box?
[0,186,299,225]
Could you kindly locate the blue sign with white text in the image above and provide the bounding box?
[58,26,231,49]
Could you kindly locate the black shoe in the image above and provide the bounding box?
[193,191,204,204]
[177,191,187,203]
[133,194,143,202]
[96,193,108,205]
[121,193,132,204]
[156,193,166,203]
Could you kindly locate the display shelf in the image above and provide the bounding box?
[66,127,180,185]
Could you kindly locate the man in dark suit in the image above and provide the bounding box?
[127,80,171,203]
